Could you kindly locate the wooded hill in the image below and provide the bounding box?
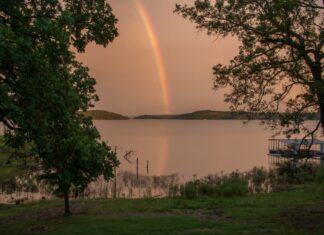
[80,110,129,120]
[134,110,319,120]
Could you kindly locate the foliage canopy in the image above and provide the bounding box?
[0,0,119,214]
[176,0,324,137]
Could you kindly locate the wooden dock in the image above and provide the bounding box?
[268,139,324,165]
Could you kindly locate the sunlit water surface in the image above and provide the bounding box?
[95,120,319,179]
[0,120,320,179]
[0,120,322,202]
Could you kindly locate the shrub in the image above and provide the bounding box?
[182,182,198,199]
[277,161,318,184]
[214,180,249,197]
[181,178,249,199]
[249,167,268,193]
[315,166,324,184]
[198,183,215,197]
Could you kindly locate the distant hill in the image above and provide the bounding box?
[134,110,251,120]
[134,110,319,120]
[175,110,248,120]
[80,109,318,121]
[81,110,129,120]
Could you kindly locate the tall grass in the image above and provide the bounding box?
[0,170,180,203]
[180,164,324,199]
[2,161,324,203]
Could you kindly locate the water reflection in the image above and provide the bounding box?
[94,120,274,178]
[156,136,169,175]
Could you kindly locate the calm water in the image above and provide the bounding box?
[0,120,319,179]
[95,120,280,179]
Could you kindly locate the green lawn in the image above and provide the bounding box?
[1,184,324,235]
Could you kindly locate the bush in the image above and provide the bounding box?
[198,183,215,197]
[179,163,324,199]
[214,180,249,197]
[182,182,198,199]
[315,166,324,184]
[249,167,268,193]
[181,178,249,199]
[277,161,318,184]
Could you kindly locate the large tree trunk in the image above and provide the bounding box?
[64,190,70,215]
[319,98,324,134]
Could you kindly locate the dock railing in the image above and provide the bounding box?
[268,139,324,158]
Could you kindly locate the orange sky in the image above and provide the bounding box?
[77,0,239,115]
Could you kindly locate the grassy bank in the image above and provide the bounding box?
[1,183,324,235]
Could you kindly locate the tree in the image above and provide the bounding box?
[38,115,118,215]
[175,0,324,137]
[0,0,119,214]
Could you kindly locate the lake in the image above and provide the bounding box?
[1,120,320,179]
[95,120,282,179]
[0,120,321,202]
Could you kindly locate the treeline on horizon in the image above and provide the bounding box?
[82,109,320,121]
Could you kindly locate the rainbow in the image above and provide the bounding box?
[134,1,170,174]
[134,0,171,114]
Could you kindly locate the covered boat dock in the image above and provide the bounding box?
[268,139,324,160]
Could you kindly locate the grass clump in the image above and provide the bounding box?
[214,180,248,197]
[181,172,249,199]
[180,163,324,200]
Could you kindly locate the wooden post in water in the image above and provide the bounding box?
[136,158,139,180]
[136,158,141,197]
[113,146,117,199]
[146,160,149,175]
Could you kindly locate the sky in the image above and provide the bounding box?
[77,0,239,116]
